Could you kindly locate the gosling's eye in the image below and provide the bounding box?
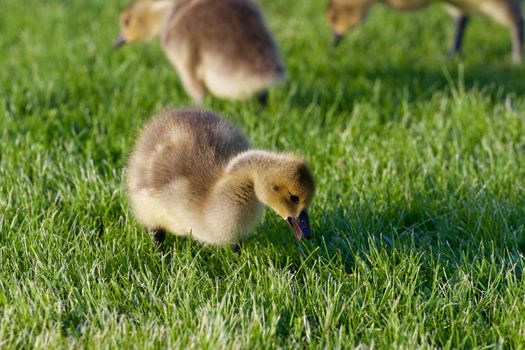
[124,18,130,26]
[290,195,299,203]
[272,185,279,192]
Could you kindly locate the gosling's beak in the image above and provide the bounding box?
[287,210,311,240]
[113,34,127,49]
[332,32,343,47]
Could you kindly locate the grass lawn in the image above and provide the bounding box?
[1,0,525,348]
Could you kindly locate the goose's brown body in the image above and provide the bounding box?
[126,110,315,246]
[116,0,284,103]
[326,0,523,62]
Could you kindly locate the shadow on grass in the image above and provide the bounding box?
[148,185,525,277]
[287,62,525,113]
[305,189,525,273]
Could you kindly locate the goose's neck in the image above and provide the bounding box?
[207,150,280,209]
[202,152,268,238]
[149,1,174,37]
[226,150,282,175]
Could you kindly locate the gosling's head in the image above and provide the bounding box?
[325,0,373,47]
[113,1,166,48]
[254,155,316,240]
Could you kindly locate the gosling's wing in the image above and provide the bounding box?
[127,110,249,200]
[164,0,282,74]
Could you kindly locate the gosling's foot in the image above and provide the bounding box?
[257,90,269,110]
[152,228,166,246]
[232,242,242,254]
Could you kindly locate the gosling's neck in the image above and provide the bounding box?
[221,150,287,206]
[203,152,269,240]
[148,1,174,38]
[225,150,285,175]
[206,150,283,215]
[213,151,265,205]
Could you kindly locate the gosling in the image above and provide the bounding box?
[326,0,524,63]
[114,0,284,105]
[126,109,315,247]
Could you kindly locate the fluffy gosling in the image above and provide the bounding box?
[126,109,315,247]
[115,0,284,104]
[326,0,524,63]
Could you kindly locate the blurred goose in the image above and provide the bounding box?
[115,0,284,104]
[126,109,315,246]
[325,0,523,63]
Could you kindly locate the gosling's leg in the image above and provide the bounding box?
[476,0,523,63]
[152,228,166,245]
[499,0,523,63]
[257,90,269,109]
[178,65,206,104]
[164,47,206,103]
[510,13,523,63]
[449,13,470,57]
[232,241,242,254]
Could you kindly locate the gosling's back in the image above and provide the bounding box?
[127,109,250,204]
[163,0,283,75]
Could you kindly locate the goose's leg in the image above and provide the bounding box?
[178,65,206,104]
[257,90,269,109]
[476,0,523,63]
[152,228,166,245]
[509,10,523,63]
[448,14,469,58]
[165,46,206,103]
[232,241,242,254]
[496,0,523,63]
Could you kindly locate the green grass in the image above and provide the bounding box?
[1,0,525,348]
